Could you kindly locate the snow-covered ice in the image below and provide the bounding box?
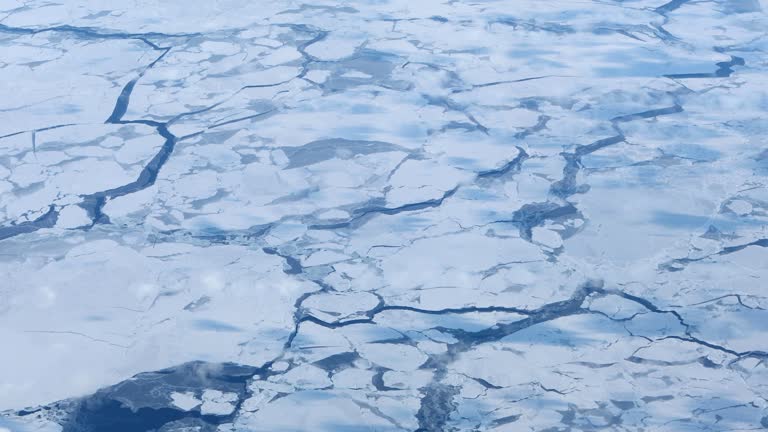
[1,0,768,430]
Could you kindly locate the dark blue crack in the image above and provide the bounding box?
[408,284,602,432]
[313,352,360,373]
[422,95,489,135]
[664,56,745,79]
[437,121,484,134]
[514,115,551,139]
[285,300,536,350]
[594,27,645,42]
[283,279,339,349]
[0,205,58,241]
[106,44,171,123]
[29,281,768,431]
[293,302,535,333]
[650,22,680,43]
[574,134,627,156]
[282,23,329,63]
[550,135,625,199]
[451,77,565,96]
[655,0,692,14]
[79,123,176,225]
[490,415,522,427]
[17,408,42,417]
[262,247,304,275]
[476,147,529,179]
[353,187,458,217]
[309,187,459,230]
[0,23,199,41]
[188,225,271,244]
[381,304,533,317]
[492,17,575,34]
[660,335,768,360]
[371,368,399,391]
[408,282,682,351]
[593,290,768,362]
[601,288,693,334]
[295,314,373,332]
[686,294,766,310]
[505,202,581,240]
[440,282,601,347]
[277,4,359,15]
[536,103,683,240]
[207,109,276,130]
[514,105,683,242]
[469,377,502,390]
[276,23,330,84]
[550,104,683,202]
[611,104,683,123]
[476,75,561,87]
[420,282,767,364]
[659,238,768,271]
[1,22,190,230]
[0,123,76,141]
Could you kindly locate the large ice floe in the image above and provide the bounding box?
[1,0,768,430]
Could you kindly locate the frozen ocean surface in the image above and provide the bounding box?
[1,0,768,430]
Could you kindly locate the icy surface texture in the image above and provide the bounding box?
[1,0,768,431]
